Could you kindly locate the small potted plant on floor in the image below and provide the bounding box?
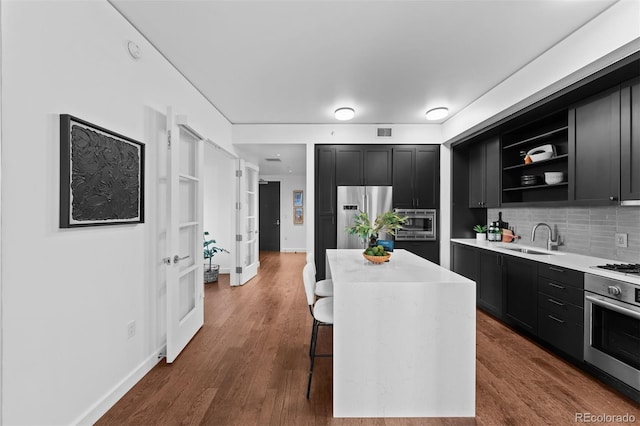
[473,224,487,241]
[203,231,229,283]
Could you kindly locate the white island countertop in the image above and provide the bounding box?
[326,249,475,418]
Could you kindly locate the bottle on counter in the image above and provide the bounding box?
[488,222,502,241]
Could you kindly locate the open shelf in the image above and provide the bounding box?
[501,109,569,205]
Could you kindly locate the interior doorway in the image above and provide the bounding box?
[259,181,281,251]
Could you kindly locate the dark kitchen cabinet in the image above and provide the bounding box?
[392,145,440,208]
[468,137,500,208]
[394,241,439,264]
[451,242,478,282]
[314,146,337,279]
[569,86,621,204]
[621,77,640,202]
[477,249,503,319]
[537,264,584,360]
[335,145,392,186]
[504,256,537,334]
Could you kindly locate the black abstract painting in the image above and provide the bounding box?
[60,115,144,227]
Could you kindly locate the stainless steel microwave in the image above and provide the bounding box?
[394,208,436,241]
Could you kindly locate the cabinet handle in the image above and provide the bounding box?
[548,314,565,324]
[547,282,565,290]
[547,298,565,307]
[549,267,565,273]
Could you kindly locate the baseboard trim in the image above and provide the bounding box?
[73,345,166,425]
[281,248,307,253]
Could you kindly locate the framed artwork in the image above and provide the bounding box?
[293,190,303,207]
[294,207,304,225]
[60,114,145,228]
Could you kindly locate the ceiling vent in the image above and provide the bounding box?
[377,127,392,138]
[264,157,282,162]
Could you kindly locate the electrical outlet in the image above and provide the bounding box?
[127,320,136,339]
[615,233,628,248]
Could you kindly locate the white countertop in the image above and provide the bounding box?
[451,238,640,285]
[326,248,474,285]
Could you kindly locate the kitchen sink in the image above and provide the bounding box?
[503,247,556,255]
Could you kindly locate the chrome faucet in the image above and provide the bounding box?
[531,223,560,251]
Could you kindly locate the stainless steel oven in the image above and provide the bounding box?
[393,208,436,241]
[584,273,640,391]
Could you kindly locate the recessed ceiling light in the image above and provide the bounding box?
[425,107,449,121]
[335,107,355,121]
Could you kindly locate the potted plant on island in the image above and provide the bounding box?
[203,231,229,283]
[473,224,487,241]
[345,210,406,262]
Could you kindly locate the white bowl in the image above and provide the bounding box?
[544,172,563,185]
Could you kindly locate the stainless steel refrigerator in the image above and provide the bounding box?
[336,186,393,249]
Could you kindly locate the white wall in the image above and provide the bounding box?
[260,174,307,252]
[1,1,233,424]
[203,142,236,273]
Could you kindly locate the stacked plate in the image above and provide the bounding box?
[521,175,540,186]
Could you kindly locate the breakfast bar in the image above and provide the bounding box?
[325,249,476,418]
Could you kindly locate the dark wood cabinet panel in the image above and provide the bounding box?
[621,77,640,202]
[538,309,583,360]
[570,87,621,204]
[392,147,416,209]
[314,215,336,280]
[414,145,440,208]
[504,256,537,334]
[451,242,478,282]
[394,241,439,264]
[468,137,499,208]
[315,147,335,216]
[335,147,363,186]
[392,145,439,208]
[478,250,503,318]
[364,147,392,186]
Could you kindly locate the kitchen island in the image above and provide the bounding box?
[325,249,475,418]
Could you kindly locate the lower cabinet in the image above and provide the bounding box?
[395,241,439,264]
[504,256,538,334]
[477,250,503,319]
[451,242,584,360]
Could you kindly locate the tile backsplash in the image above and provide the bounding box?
[487,207,640,263]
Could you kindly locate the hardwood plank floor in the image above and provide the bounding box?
[97,252,639,425]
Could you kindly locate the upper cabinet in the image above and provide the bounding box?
[569,86,621,204]
[335,145,392,186]
[501,111,569,205]
[468,137,500,208]
[393,145,440,208]
[621,77,640,203]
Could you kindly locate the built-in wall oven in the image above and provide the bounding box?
[393,208,436,241]
[584,272,640,392]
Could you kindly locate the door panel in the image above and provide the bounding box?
[166,110,204,363]
[259,181,281,251]
[235,160,259,285]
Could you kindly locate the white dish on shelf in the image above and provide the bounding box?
[544,172,564,185]
[527,144,556,162]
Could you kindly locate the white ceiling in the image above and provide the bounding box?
[110,0,619,172]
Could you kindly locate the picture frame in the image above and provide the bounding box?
[60,114,145,228]
[293,189,303,207]
[294,207,304,225]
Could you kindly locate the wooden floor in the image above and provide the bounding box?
[97,252,639,426]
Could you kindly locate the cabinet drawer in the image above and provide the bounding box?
[538,277,584,306]
[538,308,584,360]
[538,292,583,324]
[538,264,583,288]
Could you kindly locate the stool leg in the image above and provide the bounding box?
[307,320,318,399]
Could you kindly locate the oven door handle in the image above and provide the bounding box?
[585,295,640,320]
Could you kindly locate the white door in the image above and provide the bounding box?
[165,109,204,362]
[234,159,259,286]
